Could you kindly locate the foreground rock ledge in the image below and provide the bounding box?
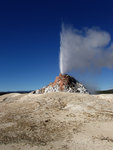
[0,92,113,150]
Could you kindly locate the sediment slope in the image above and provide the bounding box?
[0,92,113,150]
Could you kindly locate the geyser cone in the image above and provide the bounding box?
[33,74,88,94]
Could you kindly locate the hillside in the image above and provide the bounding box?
[0,91,32,96]
[96,89,113,94]
[0,92,113,150]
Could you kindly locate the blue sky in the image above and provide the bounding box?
[0,0,113,91]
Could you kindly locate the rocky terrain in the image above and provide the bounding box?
[0,92,113,150]
[33,74,88,94]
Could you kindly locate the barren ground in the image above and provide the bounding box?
[0,92,113,150]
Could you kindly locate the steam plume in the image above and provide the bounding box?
[60,24,113,74]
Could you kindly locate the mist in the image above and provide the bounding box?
[60,24,113,75]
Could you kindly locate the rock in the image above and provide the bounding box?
[33,74,88,94]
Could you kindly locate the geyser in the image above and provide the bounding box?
[33,73,88,94]
[60,24,113,74]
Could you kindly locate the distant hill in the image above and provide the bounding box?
[0,89,113,96]
[96,89,113,94]
[0,91,32,96]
